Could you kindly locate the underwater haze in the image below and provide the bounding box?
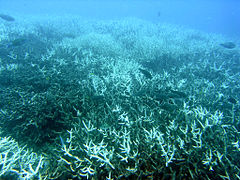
[1,0,240,37]
[0,0,240,179]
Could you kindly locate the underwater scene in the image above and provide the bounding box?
[0,0,240,179]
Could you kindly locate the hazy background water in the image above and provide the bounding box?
[0,0,240,38]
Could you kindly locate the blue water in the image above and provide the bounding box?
[1,0,240,38]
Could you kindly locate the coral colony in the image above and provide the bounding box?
[0,17,240,179]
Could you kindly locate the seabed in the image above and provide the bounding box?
[0,16,240,179]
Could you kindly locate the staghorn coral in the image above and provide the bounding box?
[0,16,240,179]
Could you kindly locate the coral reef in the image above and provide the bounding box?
[0,17,240,179]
